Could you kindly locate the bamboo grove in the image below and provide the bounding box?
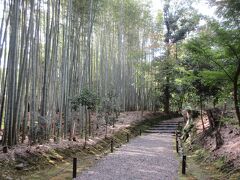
[0,0,158,146]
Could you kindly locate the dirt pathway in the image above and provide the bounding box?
[76,118,182,180]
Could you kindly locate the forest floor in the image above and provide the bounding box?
[181,111,240,179]
[0,111,175,180]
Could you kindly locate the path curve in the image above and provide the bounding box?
[76,118,182,180]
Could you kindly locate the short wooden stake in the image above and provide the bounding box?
[127,133,129,142]
[139,129,142,136]
[175,131,179,153]
[73,157,77,178]
[176,139,179,153]
[182,155,186,174]
[111,139,114,153]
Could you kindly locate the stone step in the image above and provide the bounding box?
[149,127,177,130]
[160,121,184,124]
[144,130,176,134]
[153,125,178,127]
[157,123,180,125]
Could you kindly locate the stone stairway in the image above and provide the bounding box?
[144,119,184,134]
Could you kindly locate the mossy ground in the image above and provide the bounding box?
[181,149,240,180]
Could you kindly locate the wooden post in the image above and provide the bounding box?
[139,129,142,136]
[182,155,186,174]
[175,131,179,153]
[127,133,129,142]
[73,158,77,178]
[111,139,114,153]
[176,139,179,153]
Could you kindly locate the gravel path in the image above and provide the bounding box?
[76,125,179,180]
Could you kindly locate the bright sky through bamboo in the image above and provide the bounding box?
[151,0,216,18]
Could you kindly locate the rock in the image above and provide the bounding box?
[5,176,13,180]
[26,149,31,154]
[15,163,27,170]
[3,146,8,153]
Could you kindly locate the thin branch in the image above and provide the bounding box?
[199,46,234,82]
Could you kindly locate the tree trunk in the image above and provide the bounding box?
[206,110,215,130]
[233,63,240,126]
[84,106,88,146]
[88,110,91,137]
[0,77,7,131]
[215,129,224,149]
[200,95,205,131]
[164,76,170,114]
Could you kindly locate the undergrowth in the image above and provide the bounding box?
[183,129,239,179]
